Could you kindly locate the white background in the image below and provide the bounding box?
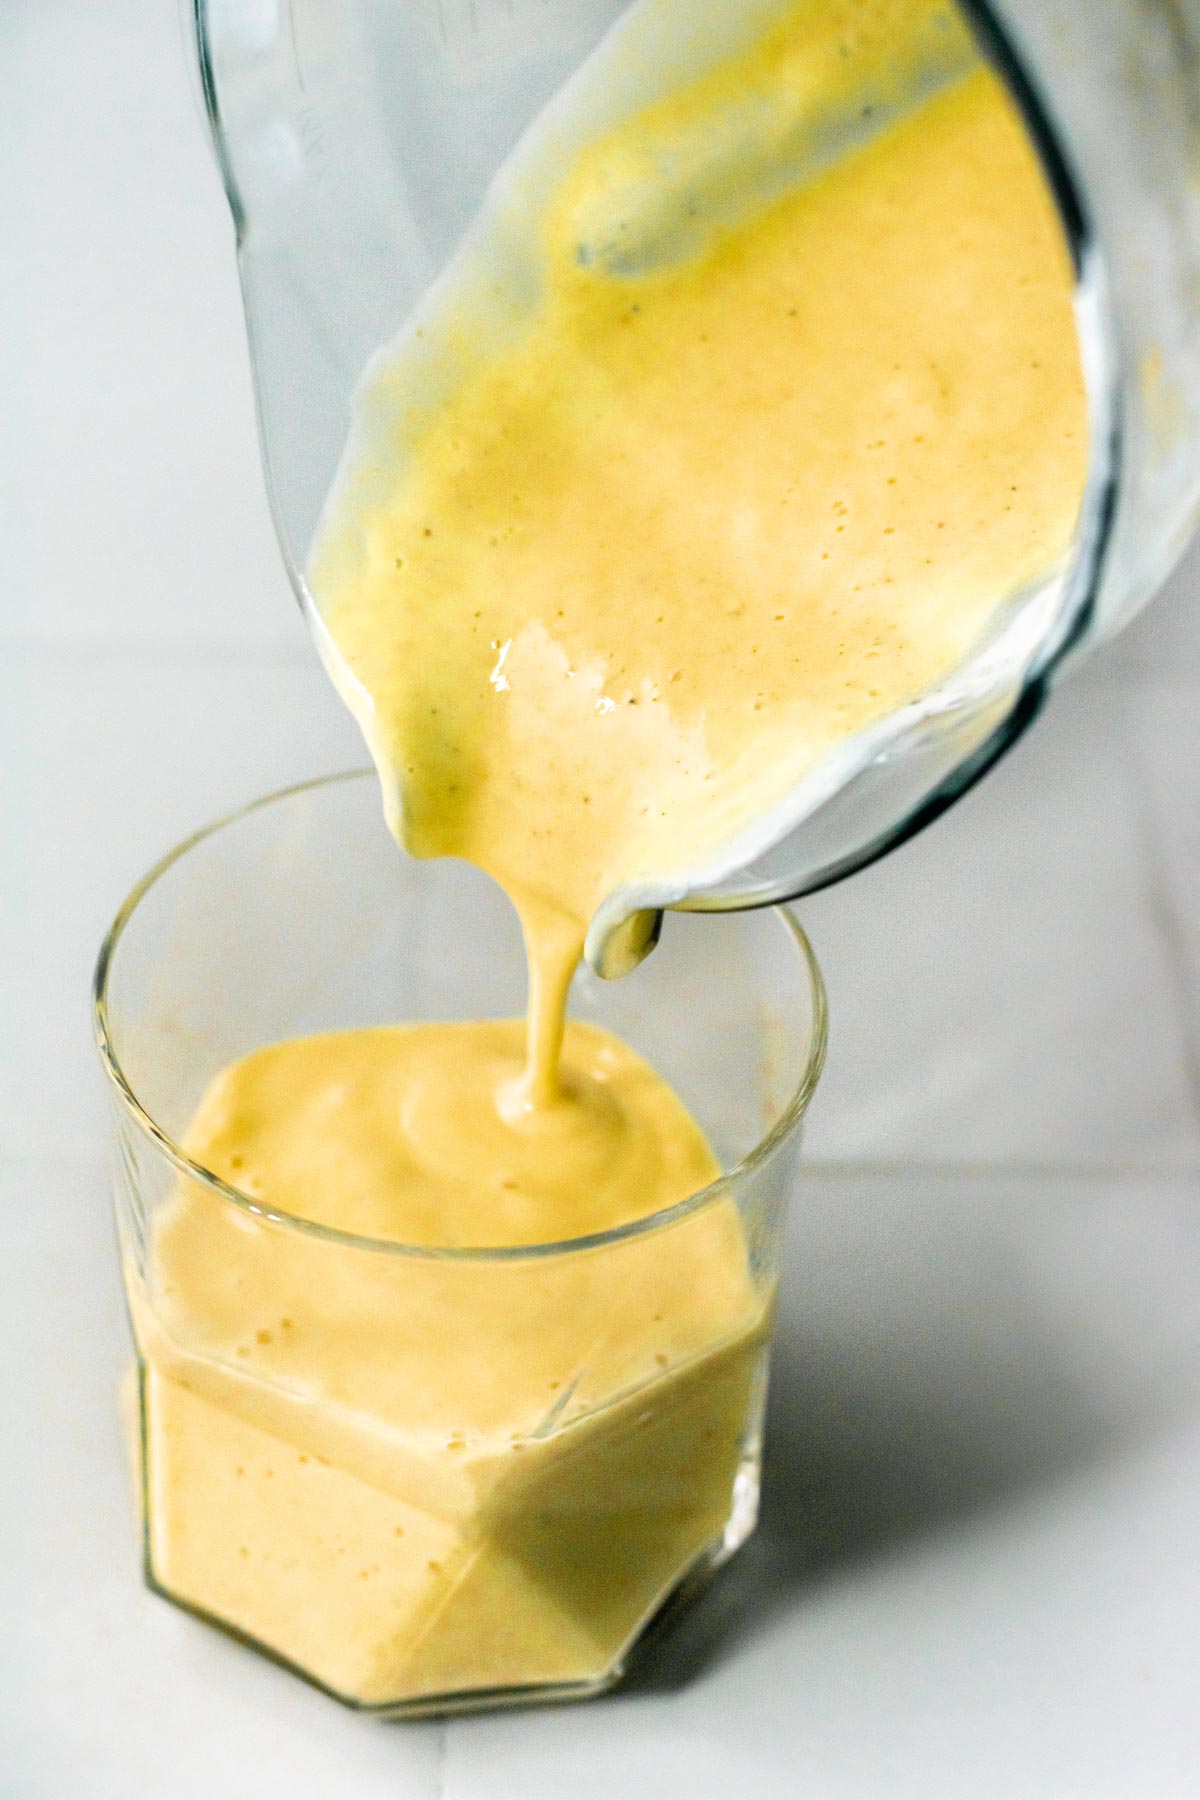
[6,4,1200,1795]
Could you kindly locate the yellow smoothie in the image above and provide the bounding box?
[140,1024,764,1703]
[134,0,1087,1708]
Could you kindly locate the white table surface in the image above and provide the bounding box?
[6,6,1200,1796]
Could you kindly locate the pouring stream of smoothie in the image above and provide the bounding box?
[311,3,1086,1109]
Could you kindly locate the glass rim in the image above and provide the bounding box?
[92,769,828,1264]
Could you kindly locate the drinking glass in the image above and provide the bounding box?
[94,771,826,1714]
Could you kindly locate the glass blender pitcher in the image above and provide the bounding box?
[184,0,1200,971]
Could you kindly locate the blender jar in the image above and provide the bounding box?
[183,0,1200,910]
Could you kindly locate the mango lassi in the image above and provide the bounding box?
[130,0,1087,1712]
[138,1022,766,1705]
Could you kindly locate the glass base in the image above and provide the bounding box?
[142,1529,748,1719]
[134,1354,767,1719]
